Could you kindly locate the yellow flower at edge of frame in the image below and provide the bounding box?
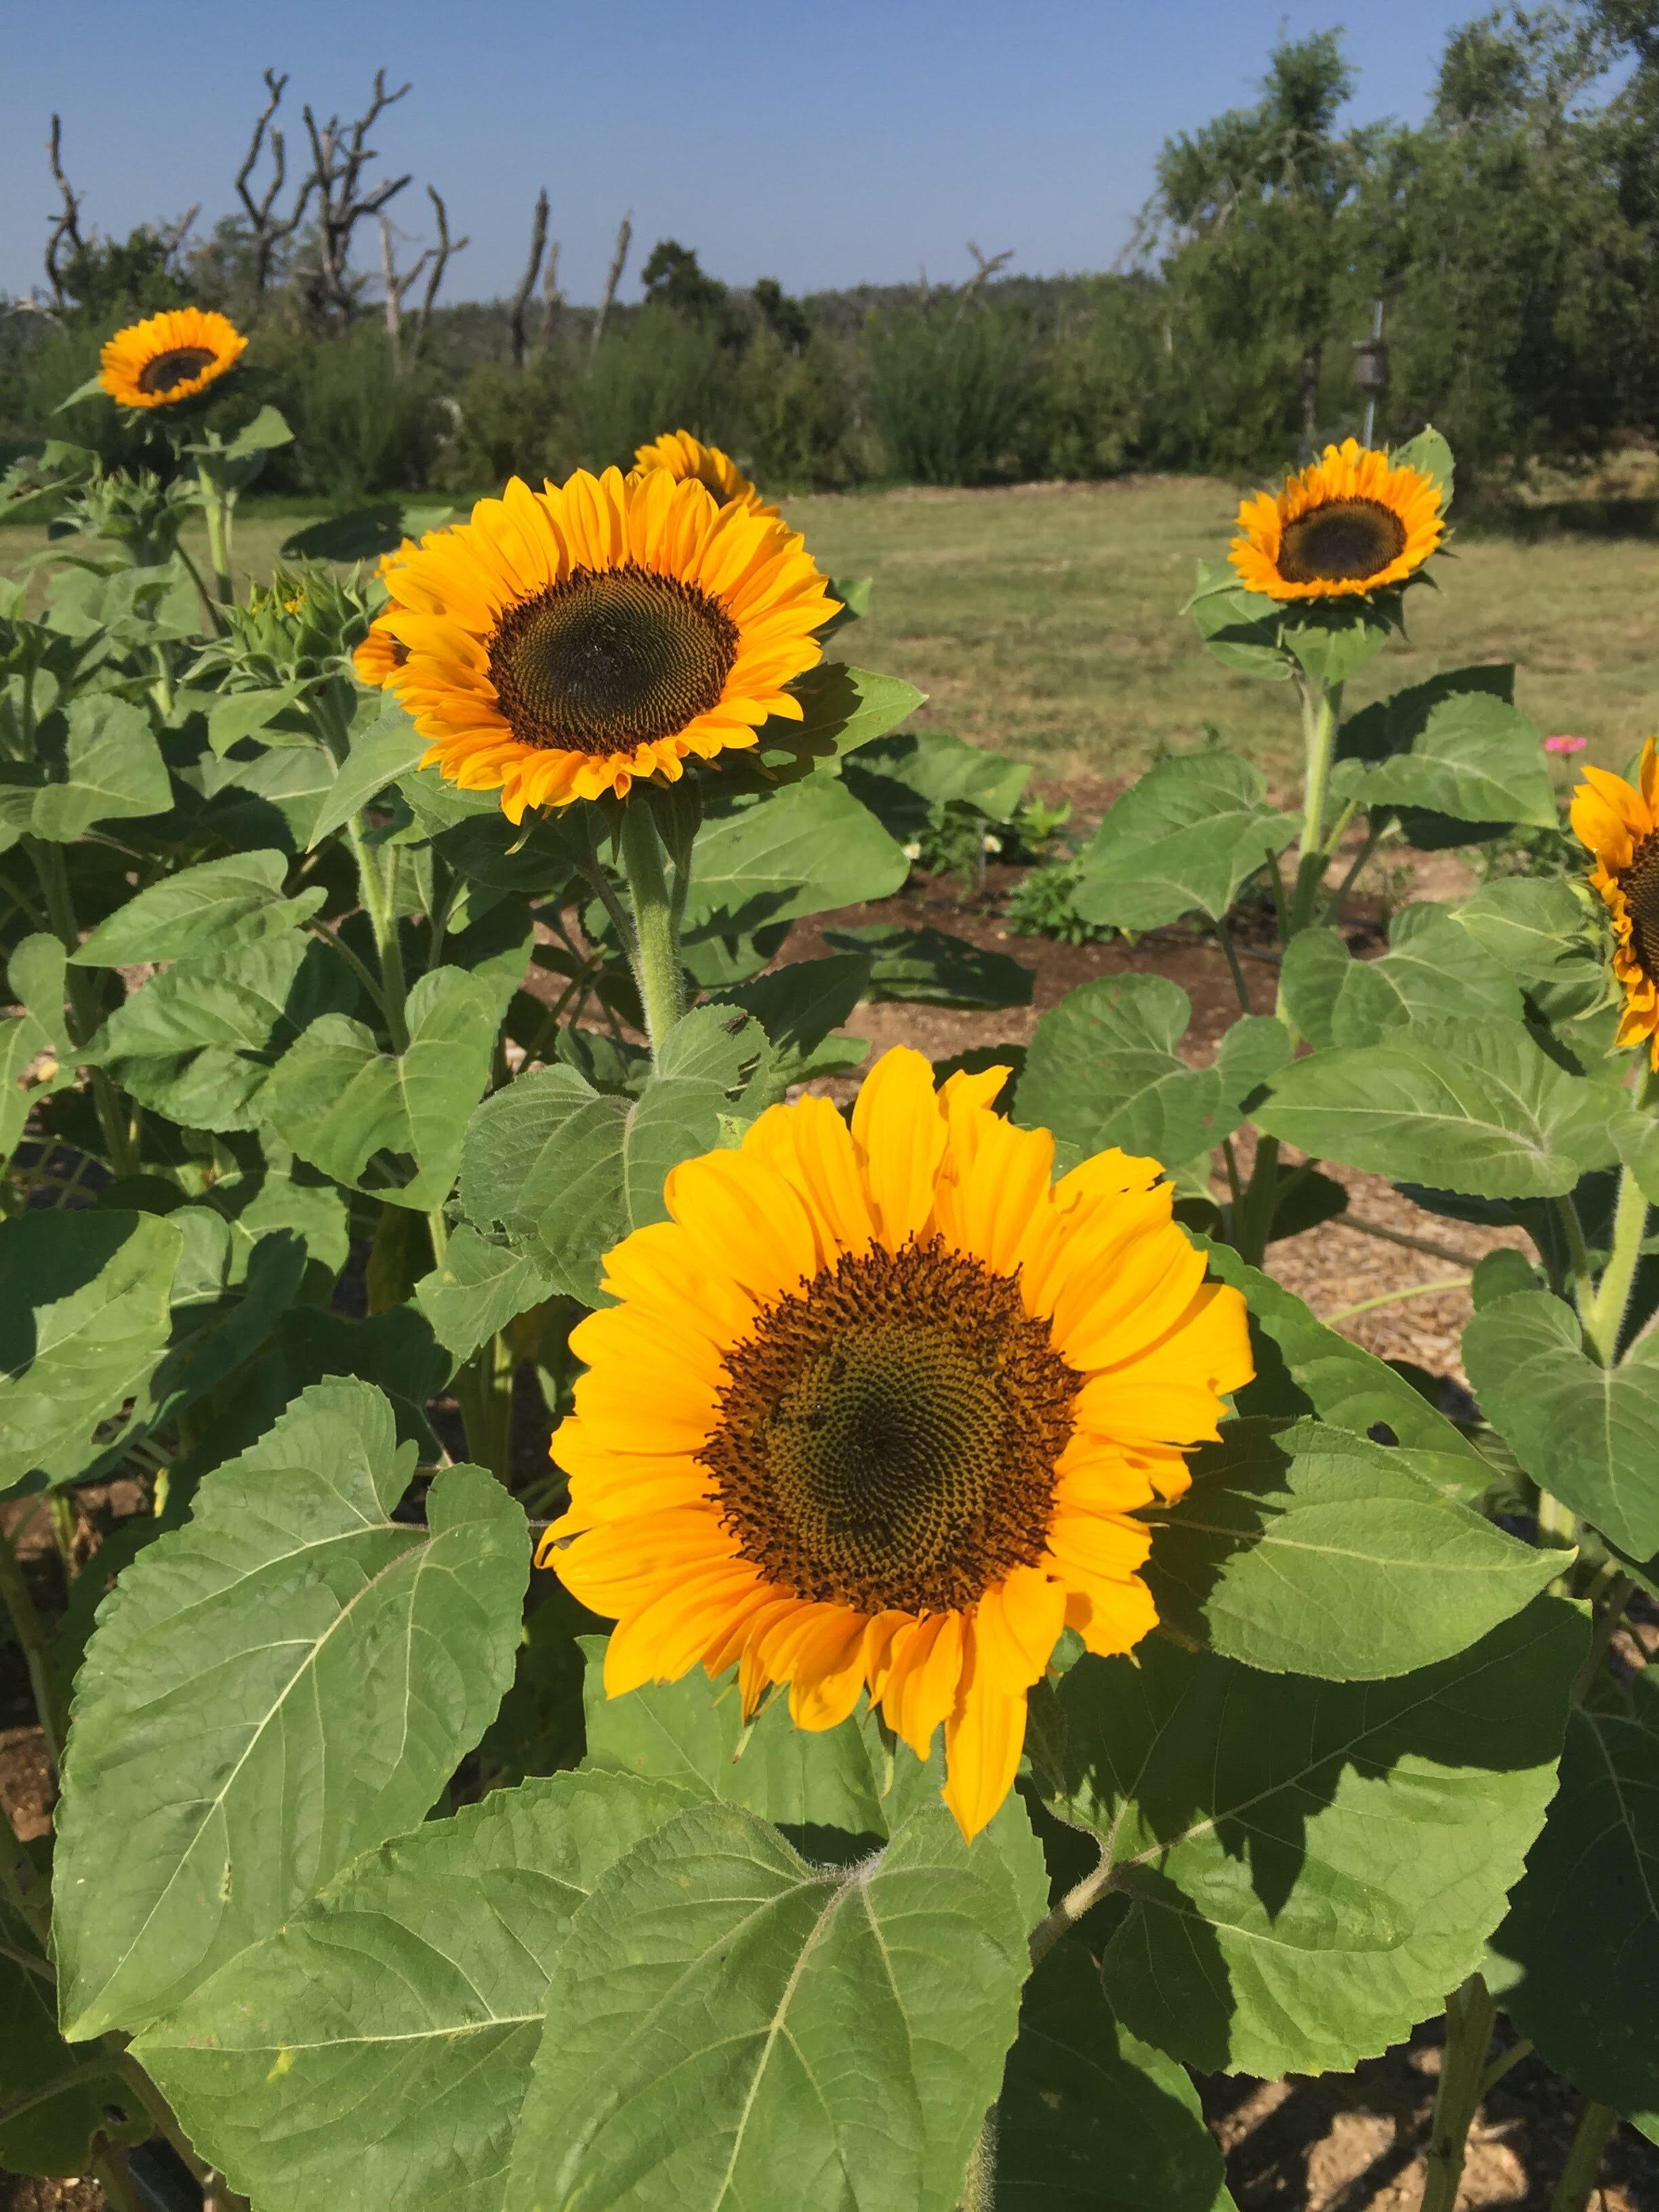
[1572,737,1659,1067]
[537,1044,1252,1841]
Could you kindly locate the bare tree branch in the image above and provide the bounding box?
[44,115,85,308]
[377,213,430,356]
[414,185,468,342]
[963,240,1015,297]
[538,237,562,350]
[235,68,314,291]
[509,188,549,367]
[590,211,633,360]
[299,68,414,326]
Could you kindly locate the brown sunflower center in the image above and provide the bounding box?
[136,346,217,396]
[701,1237,1080,1614]
[487,564,739,756]
[1277,497,1408,586]
[1620,830,1659,982]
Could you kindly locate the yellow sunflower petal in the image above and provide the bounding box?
[1228,439,1446,602]
[851,1045,948,1250]
[942,1626,1029,1842]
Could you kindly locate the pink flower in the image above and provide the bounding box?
[1543,735,1588,756]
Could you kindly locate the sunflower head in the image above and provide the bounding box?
[382,466,838,819]
[98,308,247,411]
[1572,738,1659,1065]
[632,430,780,520]
[1229,437,1446,602]
[537,1046,1251,1839]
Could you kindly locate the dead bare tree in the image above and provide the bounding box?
[413,187,468,346]
[538,239,562,350]
[963,241,1015,297]
[590,211,633,360]
[44,115,85,306]
[300,68,413,326]
[377,215,430,358]
[508,189,550,367]
[234,69,314,293]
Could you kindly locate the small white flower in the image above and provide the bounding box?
[983,834,1003,854]
[902,841,922,861]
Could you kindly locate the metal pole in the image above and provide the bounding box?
[1363,299,1384,448]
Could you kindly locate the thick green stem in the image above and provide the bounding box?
[619,805,684,1059]
[1553,1194,1596,1320]
[1573,1572,1637,1703]
[1286,676,1344,941]
[1584,1163,1650,1366]
[1550,2098,1619,2212]
[1420,1973,1497,2212]
[345,817,409,1052]
[198,467,234,605]
[1234,1135,1281,1269]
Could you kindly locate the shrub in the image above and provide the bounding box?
[865,300,1029,484]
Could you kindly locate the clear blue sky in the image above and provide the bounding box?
[3,0,1497,306]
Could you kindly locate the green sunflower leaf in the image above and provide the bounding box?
[1489,1681,1659,2139]
[414,1223,556,1367]
[71,848,324,966]
[1044,1595,1583,2075]
[502,1799,1039,2212]
[133,1771,695,2212]
[1332,682,1555,833]
[22,692,172,842]
[1016,973,1290,1166]
[995,1944,1231,2212]
[1329,909,1524,1046]
[304,701,428,849]
[260,964,500,1211]
[1147,1418,1559,1678]
[682,769,909,939]
[1200,1243,1493,1495]
[1071,751,1301,930]
[1463,1289,1659,1557]
[824,922,1034,1010]
[0,1903,150,2179]
[52,1378,528,2039]
[0,1208,182,1496]
[1254,1017,1622,1199]
[842,725,1031,840]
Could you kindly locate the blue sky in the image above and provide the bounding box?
[3,0,1508,305]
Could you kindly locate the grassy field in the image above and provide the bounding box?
[6,475,1658,794]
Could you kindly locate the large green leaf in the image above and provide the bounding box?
[713,951,872,1084]
[72,849,324,966]
[580,1638,943,1849]
[1491,1683,1659,2139]
[1332,683,1555,832]
[459,1006,769,1302]
[260,964,500,1210]
[24,693,172,842]
[681,772,909,938]
[996,1945,1231,2212]
[504,1799,1042,2212]
[1016,973,1289,1166]
[1464,1289,1659,1556]
[1328,909,1523,1046]
[415,1223,556,1367]
[1255,1018,1622,1199]
[87,935,357,1134]
[53,1379,527,2039]
[306,702,428,848]
[0,933,73,1168]
[1453,877,1607,1020]
[135,1771,694,2212]
[1071,752,1300,930]
[1042,1597,1582,2074]
[842,726,1030,840]
[0,1208,182,1494]
[1202,1244,1492,1494]
[1147,1418,1557,1677]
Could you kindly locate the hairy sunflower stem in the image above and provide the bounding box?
[197,460,234,605]
[1287,674,1343,941]
[1027,1842,1117,1967]
[619,803,684,1061]
[1572,1572,1637,1703]
[345,817,410,1052]
[1477,2036,1532,2098]
[1234,1135,1282,1269]
[1553,1193,1596,1321]
[1550,2098,1619,2212]
[1214,917,1252,1014]
[1583,1162,1651,1366]
[1324,1277,1468,1325]
[0,1509,68,1771]
[1420,1972,1497,2212]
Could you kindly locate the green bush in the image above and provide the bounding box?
[250,326,449,501]
[865,303,1029,485]
[564,305,741,475]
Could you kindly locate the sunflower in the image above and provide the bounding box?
[632,429,780,519]
[1572,738,1659,1065]
[1230,438,1446,602]
[352,618,411,689]
[98,308,247,411]
[382,467,838,817]
[537,1046,1251,1839]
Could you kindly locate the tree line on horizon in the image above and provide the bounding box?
[4,1,1659,502]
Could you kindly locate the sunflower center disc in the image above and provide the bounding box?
[703,1238,1080,1613]
[136,346,217,396]
[488,565,739,754]
[1621,830,1659,981]
[1277,497,1408,585]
